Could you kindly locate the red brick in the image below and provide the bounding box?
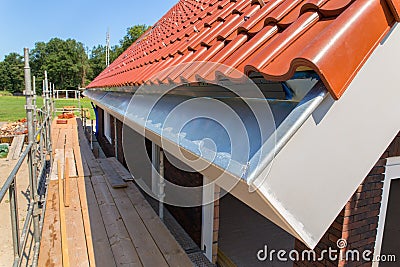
[332,221,344,231]
[350,237,375,249]
[347,234,361,243]
[373,158,387,167]
[368,166,385,175]
[372,196,382,203]
[381,151,389,158]
[360,230,377,239]
[369,223,378,230]
[365,174,384,183]
[346,206,369,215]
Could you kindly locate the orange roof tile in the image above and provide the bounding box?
[88,0,399,99]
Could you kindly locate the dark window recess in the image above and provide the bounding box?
[163,155,203,248]
[380,179,400,267]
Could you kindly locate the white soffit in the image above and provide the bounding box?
[253,23,400,248]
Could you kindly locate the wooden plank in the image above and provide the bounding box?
[124,184,193,267]
[7,135,25,160]
[76,151,91,177]
[56,131,66,150]
[65,148,78,178]
[64,128,74,149]
[76,127,103,176]
[51,127,60,156]
[58,160,70,267]
[38,180,62,267]
[78,178,116,267]
[51,149,64,181]
[90,175,142,266]
[77,177,99,266]
[51,126,60,144]
[6,137,18,161]
[103,173,169,266]
[73,123,91,177]
[65,178,90,267]
[72,125,91,178]
[217,249,237,267]
[81,147,103,176]
[108,157,135,181]
[12,135,24,160]
[64,157,70,207]
[98,159,127,188]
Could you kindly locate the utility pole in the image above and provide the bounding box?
[106,29,110,67]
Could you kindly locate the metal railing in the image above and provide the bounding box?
[0,48,54,267]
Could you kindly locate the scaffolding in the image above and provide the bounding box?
[0,48,53,267]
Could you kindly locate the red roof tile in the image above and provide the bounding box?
[88,0,399,99]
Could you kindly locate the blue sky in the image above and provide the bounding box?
[0,0,178,59]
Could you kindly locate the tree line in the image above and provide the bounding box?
[0,25,150,94]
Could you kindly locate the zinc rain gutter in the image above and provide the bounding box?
[85,81,329,188]
[246,81,329,187]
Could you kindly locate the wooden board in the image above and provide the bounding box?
[77,176,102,267]
[76,125,103,176]
[41,117,193,267]
[7,135,25,160]
[83,177,117,266]
[50,149,64,181]
[108,157,135,181]
[56,131,66,150]
[51,127,60,146]
[72,126,91,178]
[103,174,169,266]
[38,181,62,267]
[64,178,89,267]
[65,148,78,178]
[90,175,142,266]
[124,184,193,267]
[97,159,127,188]
[58,160,70,267]
[64,128,74,150]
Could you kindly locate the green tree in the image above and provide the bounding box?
[0,61,11,92]
[88,25,149,81]
[88,44,121,80]
[0,53,24,93]
[30,38,90,90]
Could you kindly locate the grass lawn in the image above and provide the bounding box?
[0,96,95,122]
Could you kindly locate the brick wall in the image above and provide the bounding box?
[294,131,400,267]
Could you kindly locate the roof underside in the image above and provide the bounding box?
[88,0,399,99]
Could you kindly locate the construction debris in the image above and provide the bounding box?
[58,113,75,119]
[0,119,28,136]
[56,120,68,125]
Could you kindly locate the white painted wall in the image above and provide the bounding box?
[201,176,215,262]
[104,110,112,143]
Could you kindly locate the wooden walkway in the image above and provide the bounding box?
[38,118,193,267]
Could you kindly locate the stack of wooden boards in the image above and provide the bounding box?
[38,118,193,267]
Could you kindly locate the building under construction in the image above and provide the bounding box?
[2,0,400,266]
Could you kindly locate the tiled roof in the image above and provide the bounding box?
[88,0,399,99]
